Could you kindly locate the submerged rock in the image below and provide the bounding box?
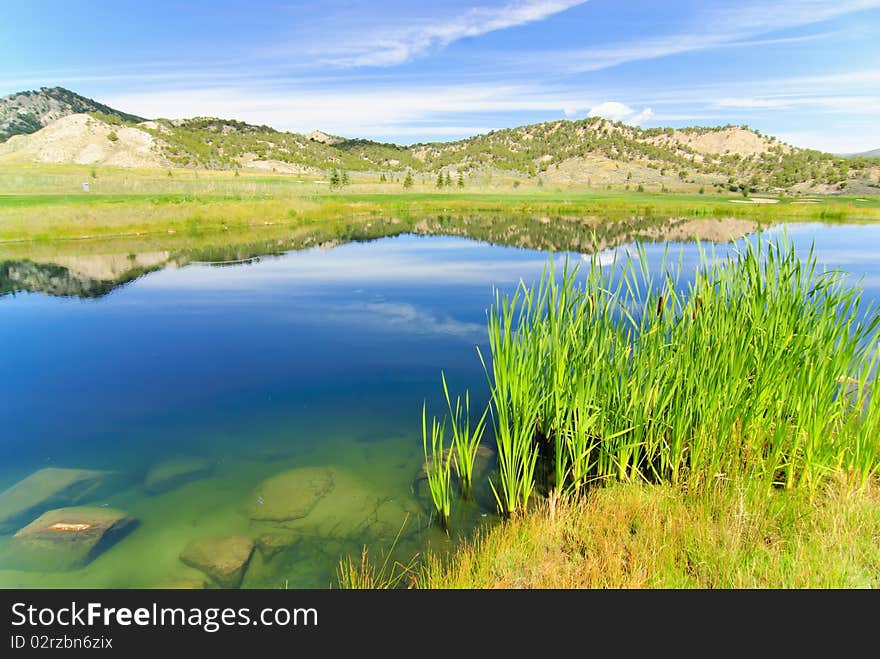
[179,535,255,588]
[7,506,137,570]
[248,467,334,522]
[252,467,416,542]
[0,468,111,533]
[144,456,214,495]
[255,531,301,560]
[280,468,381,538]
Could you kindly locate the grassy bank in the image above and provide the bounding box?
[417,478,880,588]
[1,164,879,243]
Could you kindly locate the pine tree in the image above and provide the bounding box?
[341,170,350,186]
[436,172,444,188]
[457,171,465,188]
[329,169,340,188]
[379,173,387,182]
[444,172,452,187]
[403,171,414,188]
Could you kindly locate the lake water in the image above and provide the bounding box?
[1,221,879,588]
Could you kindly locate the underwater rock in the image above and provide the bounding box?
[284,468,381,538]
[7,506,137,570]
[248,467,334,522]
[255,531,301,560]
[259,468,406,540]
[0,468,111,533]
[242,541,334,589]
[144,456,214,495]
[179,535,255,588]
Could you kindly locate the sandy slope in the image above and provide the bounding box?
[0,114,168,168]
[653,127,783,157]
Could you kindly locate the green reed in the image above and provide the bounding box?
[478,234,880,512]
[422,403,454,527]
[441,373,489,497]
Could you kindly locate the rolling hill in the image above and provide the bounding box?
[1,86,878,194]
[0,87,144,142]
[849,148,880,159]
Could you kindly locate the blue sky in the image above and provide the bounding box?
[1,0,878,152]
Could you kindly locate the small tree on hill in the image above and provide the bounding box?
[457,171,465,188]
[403,171,414,189]
[341,170,350,186]
[329,169,341,189]
[436,172,444,188]
[444,172,452,187]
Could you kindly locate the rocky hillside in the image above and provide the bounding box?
[1,86,878,194]
[0,87,144,142]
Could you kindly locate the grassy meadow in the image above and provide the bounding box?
[1,163,879,244]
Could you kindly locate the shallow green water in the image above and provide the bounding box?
[2,223,879,588]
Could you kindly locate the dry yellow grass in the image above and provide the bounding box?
[416,478,880,588]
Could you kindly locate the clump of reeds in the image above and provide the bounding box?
[477,235,880,514]
[441,372,489,497]
[422,403,454,527]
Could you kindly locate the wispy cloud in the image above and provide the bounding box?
[341,302,484,338]
[523,0,880,74]
[773,130,880,154]
[316,0,587,67]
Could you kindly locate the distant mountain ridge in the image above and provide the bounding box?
[1,86,878,195]
[0,87,145,142]
[848,148,880,159]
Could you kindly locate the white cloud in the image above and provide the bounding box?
[587,101,654,125]
[321,0,588,67]
[587,101,633,122]
[628,107,655,125]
